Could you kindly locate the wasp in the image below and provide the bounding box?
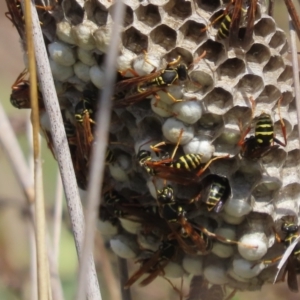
[5,0,53,41]
[177,214,214,255]
[125,239,178,288]
[113,54,190,109]
[137,129,228,184]
[258,216,300,292]
[74,95,96,160]
[238,96,287,159]
[156,185,183,223]
[202,0,258,46]
[102,189,169,233]
[199,174,231,213]
[154,185,213,255]
[5,0,26,40]
[9,69,44,109]
[102,190,133,218]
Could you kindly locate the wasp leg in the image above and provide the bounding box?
[166,55,181,67]
[12,69,28,89]
[170,129,184,160]
[151,92,179,117]
[119,68,140,78]
[196,155,229,177]
[275,96,287,147]
[237,96,256,146]
[197,225,258,249]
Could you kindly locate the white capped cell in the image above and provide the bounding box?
[49,59,74,81]
[183,138,214,163]
[172,101,203,124]
[48,42,76,67]
[71,20,98,50]
[74,62,91,82]
[162,118,194,145]
[89,65,106,89]
[238,232,268,261]
[77,48,97,66]
[56,21,76,45]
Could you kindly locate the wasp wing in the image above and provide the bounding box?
[146,163,200,185]
[114,70,163,95]
[286,256,299,292]
[274,234,300,283]
[228,0,243,46]
[113,86,167,108]
[243,0,258,46]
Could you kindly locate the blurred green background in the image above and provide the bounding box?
[0,0,299,299]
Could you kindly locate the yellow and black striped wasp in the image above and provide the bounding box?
[258,216,300,292]
[238,96,287,159]
[137,129,228,185]
[202,0,258,46]
[199,174,231,213]
[113,53,203,109]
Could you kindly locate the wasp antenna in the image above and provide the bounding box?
[193,51,207,65]
[167,55,182,67]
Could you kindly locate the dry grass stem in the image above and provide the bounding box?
[28,1,100,299]
[118,258,132,300]
[52,170,63,265]
[289,16,300,141]
[24,0,50,297]
[75,1,126,300]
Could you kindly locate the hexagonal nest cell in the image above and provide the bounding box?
[135,4,161,27]
[179,20,207,47]
[195,0,221,12]
[164,0,192,20]
[122,27,148,53]
[150,24,177,51]
[217,58,246,80]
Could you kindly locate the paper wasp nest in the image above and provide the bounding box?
[9,0,298,298]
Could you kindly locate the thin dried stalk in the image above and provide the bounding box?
[289,16,300,141]
[24,0,50,296]
[28,2,101,299]
[94,235,121,300]
[75,1,126,300]
[118,258,132,300]
[47,236,65,300]
[52,170,63,264]
[0,103,39,299]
